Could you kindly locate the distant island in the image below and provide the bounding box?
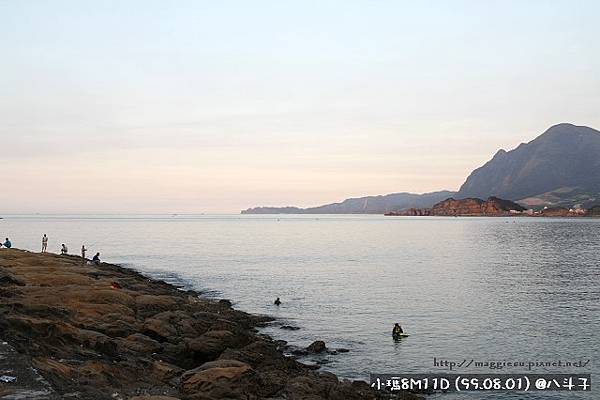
[242,123,600,214]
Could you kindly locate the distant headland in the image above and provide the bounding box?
[385,197,600,217]
[242,123,600,214]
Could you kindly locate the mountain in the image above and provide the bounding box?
[243,123,600,214]
[241,190,456,214]
[458,123,600,207]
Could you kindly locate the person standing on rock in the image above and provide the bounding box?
[41,234,48,253]
[61,243,68,255]
[81,244,87,260]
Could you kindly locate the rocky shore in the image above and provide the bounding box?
[0,249,420,400]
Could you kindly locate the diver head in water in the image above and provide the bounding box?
[274,297,281,306]
[393,323,404,335]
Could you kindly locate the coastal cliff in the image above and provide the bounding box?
[431,197,526,216]
[387,197,525,217]
[0,249,419,400]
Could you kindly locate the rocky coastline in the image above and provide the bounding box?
[0,249,420,400]
[385,196,600,217]
[385,197,525,217]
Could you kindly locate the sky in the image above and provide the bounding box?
[1,0,599,213]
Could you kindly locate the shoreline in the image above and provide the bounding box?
[0,249,421,400]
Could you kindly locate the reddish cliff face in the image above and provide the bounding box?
[385,197,525,216]
[431,197,525,216]
[431,198,485,216]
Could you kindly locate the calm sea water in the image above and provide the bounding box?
[1,214,597,399]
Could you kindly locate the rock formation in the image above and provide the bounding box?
[0,249,420,400]
[386,197,525,216]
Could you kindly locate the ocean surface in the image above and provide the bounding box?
[1,214,597,399]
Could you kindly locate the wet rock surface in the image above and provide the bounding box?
[280,325,301,331]
[0,249,421,399]
[0,338,58,399]
[307,340,327,353]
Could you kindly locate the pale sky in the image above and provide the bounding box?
[1,1,599,213]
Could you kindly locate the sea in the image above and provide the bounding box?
[1,214,597,399]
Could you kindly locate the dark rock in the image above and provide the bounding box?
[150,360,183,382]
[307,340,327,353]
[0,269,26,286]
[185,330,237,362]
[143,318,177,342]
[218,299,232,308]
[280,325,301,330]
[119,333,162,354]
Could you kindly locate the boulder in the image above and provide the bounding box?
[307,340,327,353]
[151,360,183,382]
[280,325,301,331]
[120,333,163,354]
[185,330,236,359]
[180,359,257,398]
[158,342,188,367]
[143,318,177,342]
[220,340,298,371]
[0,269,26,286]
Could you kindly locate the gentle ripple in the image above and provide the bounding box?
[0,214,597,399]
